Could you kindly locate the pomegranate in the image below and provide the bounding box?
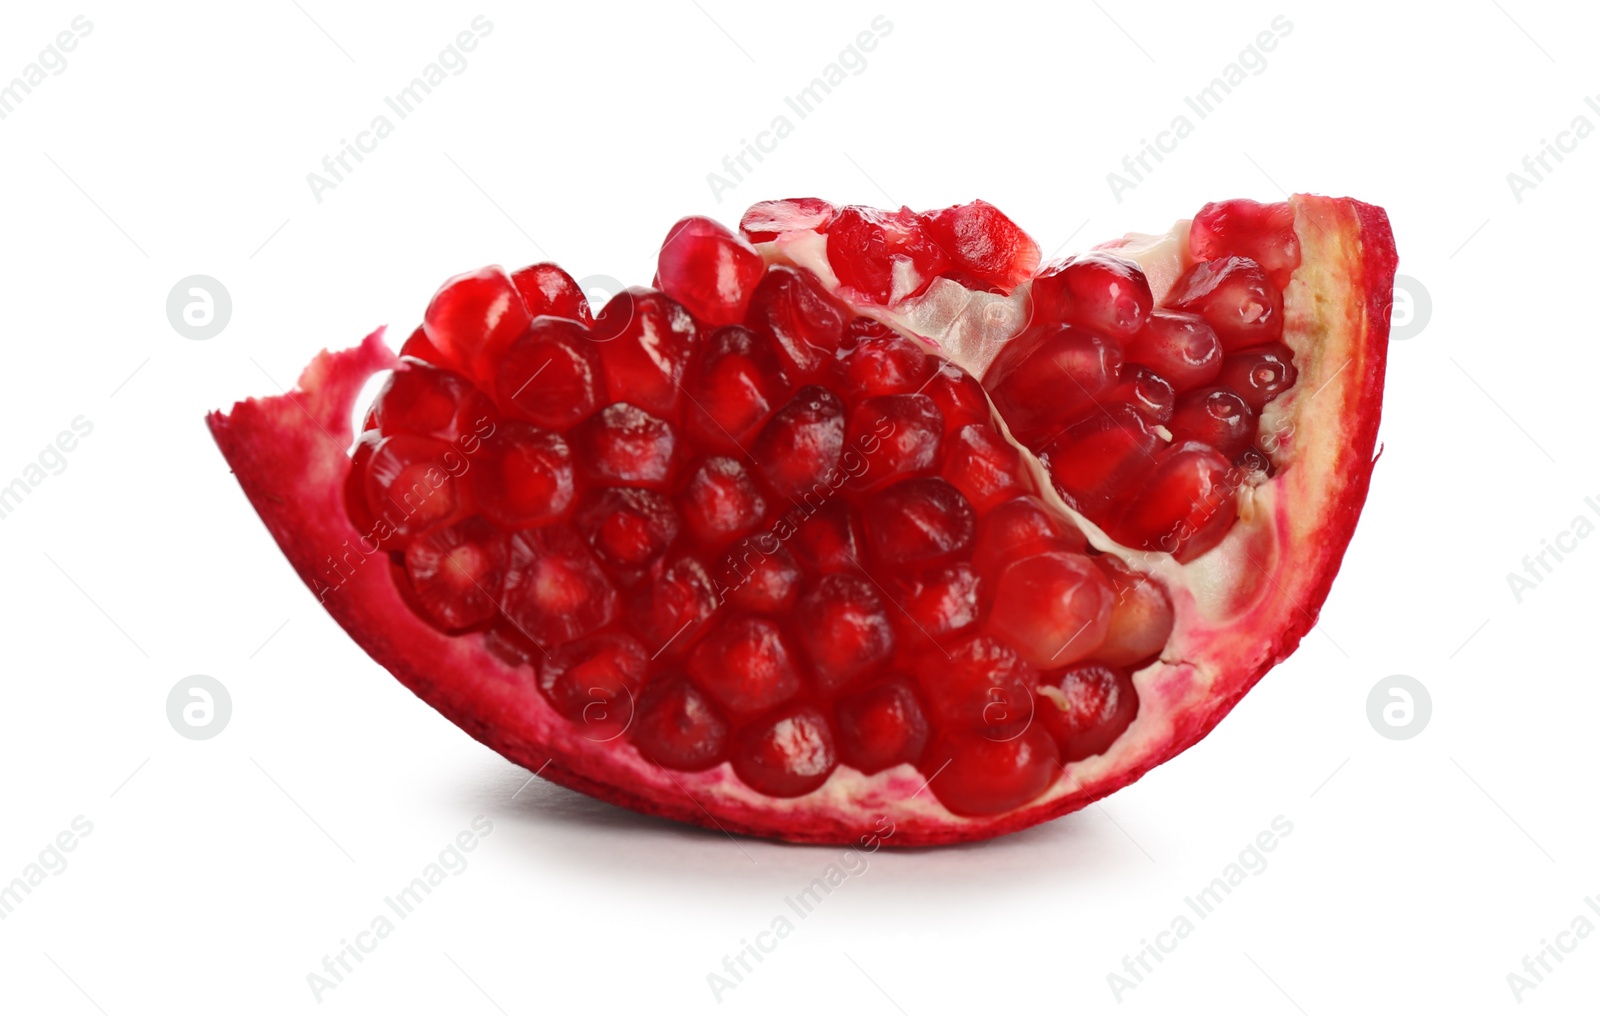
[208,193,1396,845]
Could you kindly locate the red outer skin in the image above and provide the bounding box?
[207,195,1396,846]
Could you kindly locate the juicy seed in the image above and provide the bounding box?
[502,525,618,645]
[984,325,1124,441]
[655,216,766,326]
[719,541,803,614]
[834,677,931,774]
[363,434,462,540]
[745,265,848,379]
[591,289,698,419]
[795,573,895,693]
[680,457,768,547]
[825,205,950,304]
[630,555,716,651]
[863,477,976,566]
[1037,405,1158,518]
[403,517,507,631]
[732,706,839,798]
[510,262,593,326]
[920,199,1041,294]
[1106,364,1176,424]
[572,403,680,488]
[750,386,845,498]
[972,496,1086,577]
[631,676,730,770]
[575,488,679,575]
[889,563,982,642]
[474,423,575,528]
[1167,386,1257,460]
[1125,310,1224,393]
[941,423,1028,512]
[686,324,792,451]
[1038,663,1139,762]
[848,394,944,487]
[985,551,1115,669]
[1216,343,1298,410]
[423,266,531,377]
[538,633,647,741]
[1166,256,1283,350]
[372,361,490,440]
[687,616,802,718]
[1029,251,1154,338]
[917,634,1038,739]
[1095,558,1175,668]
[1190,199,1301,289]
[926,726,1059,818]
[495,317,605,429]
[789,501,865,573]
[837,328,933,396]
[1114,442,1239,562]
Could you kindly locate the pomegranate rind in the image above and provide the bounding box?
[208,194,1393,845]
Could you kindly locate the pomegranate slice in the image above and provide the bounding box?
[209,193,1395,844]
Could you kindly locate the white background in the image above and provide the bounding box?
[1,1,1596,1013]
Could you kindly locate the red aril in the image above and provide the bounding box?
[630,676,729,771]
[740,197,835,243]
[916,634,1037,739]
[574,487,679,575]
[1037,405,1159,517]
[363,434,463,540]
[510,262,592,326]
[927,726,1059,818]
[920,199,1040,294]
[655,216,764,326]
[402,516,507,632]
[862,478,976,567]
[834,676,931,775]
[502,524,618,646]
[679,456,767,548]
[685,324,791,451]
[887,562,982,643]
[848,394,943,486]
[984,325,1124,441]
[1167,386,1257,460]
[571,403,679,488]
[473,422,574,528]
[750,386,845,499]
[732,706,838,798]
[1029,251,1153,338]
[1114,442,1240,561]
[1216,343,1298,410]
[1191,198,1301,289]
[941,423,1028,512]
[1037,663,1138,763]
[1125,310,1223,393]
[687,615,802,718]
[211,191,1395,845]
[985,551,1114,668]
[825,205,950,304]
[1105,364,1176,425]
[744,264,847,379]
[423,266,529,376]
[494,317,605,429]
[591,289,697,419]
[795,573,895,693]
[1166,256,1283,350]
[538,633,647,742]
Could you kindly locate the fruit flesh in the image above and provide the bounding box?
[208,193,1395,844]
